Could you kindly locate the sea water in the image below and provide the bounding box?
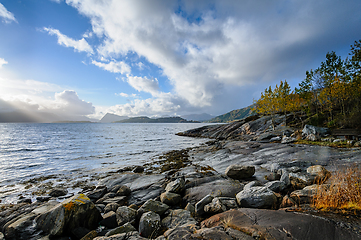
[0,122,211,203]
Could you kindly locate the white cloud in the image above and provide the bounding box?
[116,92,137,98]
[52,90,94,115]
[0,58,8,68]
[64,0,361,111]
[0,3,17,23]
[127,76,159,96]
[91,60,131,74]
[44,27,93,54]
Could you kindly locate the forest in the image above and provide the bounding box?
[255,40,361,130]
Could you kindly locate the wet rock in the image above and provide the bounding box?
[244,181,262,190]
[87,187,107,200]
[100,211,117,229]
[137,199,169,216]
[195,194,213,216]
[116,185,131,196]
[307,165,331,183]
[35,194,101,236]
[96,192,116,204]
[290,184,319,204]
[236,186,277,209]
[160,192,181,206]
[264,180,286,192]
[280,171,290,186]
[161,209,197,229]
[104,203,119,214]
[116,206,137,226]
[265,172,281,181]
[96,204,105,213]
[48,188,68,197]
[165,177,185,194]
[184,203,195,216]
[105,222,136,237]
[102,196,127,205]
[36,196,52,202]
[225,165,255,180]
[139,211,161,238]
[133,166,144,173]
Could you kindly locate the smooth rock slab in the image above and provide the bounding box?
[236,187,277,209]
[225,165,255,180]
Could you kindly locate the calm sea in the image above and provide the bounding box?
[0,123,211,203]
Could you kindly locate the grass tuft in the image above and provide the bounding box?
[312,166,361,215]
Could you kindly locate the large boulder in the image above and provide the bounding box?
[138,211,161,238]
[236,187,277,209]
[306,165,331,184]
[225,165,255,180]
[137,199,169,216]
[204,197,238,214]
[165,177,185,194]
[160,192,181,206]
[290,184,319,204]
[161,209,197,229]
[35,194,101,237]
[302,125,329,138]
[116,206,137,226]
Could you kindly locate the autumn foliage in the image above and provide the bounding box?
[255,40,361,129]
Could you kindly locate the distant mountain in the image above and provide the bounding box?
[207,104,256,123]
[181,113,214,122]
[0,111,60,123]
[115,116,199,123]
[99,113,129,123]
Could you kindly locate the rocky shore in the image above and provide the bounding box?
[1,115,361,239]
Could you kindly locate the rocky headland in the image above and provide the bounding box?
[1,115,361,240]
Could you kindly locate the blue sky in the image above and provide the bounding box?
[0,0,360,121]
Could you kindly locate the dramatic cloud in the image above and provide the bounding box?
[53,90,95,116]
[0,3,17,23]
[64,0,361,112]
[0,58,8,68]
[44,27,93,54]
[91,60,131,74]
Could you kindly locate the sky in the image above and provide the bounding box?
[0,0,360,121]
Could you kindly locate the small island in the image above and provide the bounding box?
[114,116,199,123]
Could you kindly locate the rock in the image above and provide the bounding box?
[281,136,296,144]
[4,211,38,239]
[204,197,238,214]
[225,165,255,180]
[133,166,144,173]
[165,177,185,193]
[354,141,361,147]
[243,181,262,190]
[161,209,197,229]
[105,222,136,237]
[80,230,98,240]
[257,133,277,141]
[225,227,254,240]
[104,203,119,214]
[307,165,331,183]
[96,193,116,204]
[265,172,281,181]
[195,194,213,215]
[302,125,329,138]
[290,184,319,204]
[289,172,315,189]
[201,208,360,240]
[102,196,127,205]
[99,211,117,229]
[116,186,131,196]
[184,203,195,216]
[160,192,181,206]
[72,227,91,239]
[36,196,52,202]
[236,186,277,209]
[93,231,143,240]
[184,177,244,204]
[307,134,320,141]
[137,199,169,216]
[264,181,286,192]
[280,171,290,186]
[139,211,160,238]
[163,224,198,239]
[35,194,101,236]
[280,195,297,208]
[195,227,233,240]
[96,204,105,213]
[0,232,4,240]
[270,136,282,142]
[48,188,68,197]
[87,187,107,200]
[116,206,137,226]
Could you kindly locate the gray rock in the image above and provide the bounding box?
[35,194,101,236]
[306,165,331,183]
[236,186,277,209]
[165,177,185,194]
[133,166,144,173]
[257,133,277,141]
[104,203,119,214]
[204,197,237,214]
[161,209,197,229]
[280,171,290,186]
[302,125,329,138]
[116,206,137,226]
[264,181,286,192]
[290,184,319,204]
[116,186,131,196]
[225,165,255,180]
[270,136,281,142]
[138,199,169,216]
[195,227,233,240]
[102,196,127,205]
[281,136,296,144]
[87,187,107,200]
[225,227,254,240]
[105,222,136,237]
[163,224,198,239]
[184,203,195,216]
[96,192,116,204]
[48,188,68,197]
[93,231,144,240]
[0,232,4,240]
[266,172,281,181]
[280,195,297,208]
[99,211,117,229]
[195,194,213,215]
[160,192,181,206]
[139,211,160,238]
[354,141,361,147]
[244,181,262,190]
[307,134,320,141]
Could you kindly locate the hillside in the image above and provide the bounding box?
[99,113,129,123]
[115,116,199,123]
[206,104,255,123]
[181,113,214,122]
